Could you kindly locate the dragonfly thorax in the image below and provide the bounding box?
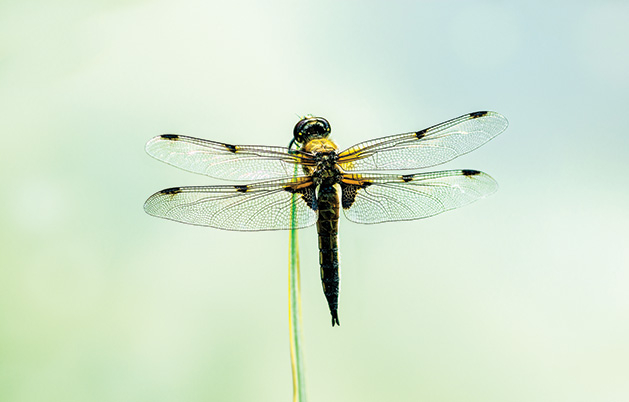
[312,151,341,182]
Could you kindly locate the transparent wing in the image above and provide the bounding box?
[338,111,508,172]
[340,170,497,224]
[146,134,311,181]
[144,177,318,231]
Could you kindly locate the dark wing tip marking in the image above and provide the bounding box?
[234,185,248,193]
[418,111,487,138]
[401,174,414,182]
[470,111,488,118]
[160,134,180,140]
[224,143,238,153]
[415,129,428,139]
[462,169,481,176]
[160,187,182,195]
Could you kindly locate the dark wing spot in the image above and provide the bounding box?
[401,174,414,182]
[224,143,238,153]
[161,187,182,195]
[284,186,299,194]
[470,111,488,118]
[284,185,318,211]
[301,186,317,210]
[160,134,179,140]
[462,169,481,176]
[341,181,372,209]
[415,129,428,139]
[235,185,248,193]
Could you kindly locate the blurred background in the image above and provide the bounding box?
[1,1,628,401]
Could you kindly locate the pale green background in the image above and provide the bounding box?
[1,1,628,401]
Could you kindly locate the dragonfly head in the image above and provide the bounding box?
[293,116,331,146]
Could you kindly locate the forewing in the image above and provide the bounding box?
[338,111,508,172]
[341,170,497,224]
[144,177,318,231]
[146,135,310,181]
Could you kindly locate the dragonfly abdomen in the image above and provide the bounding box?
[316,182,341,326]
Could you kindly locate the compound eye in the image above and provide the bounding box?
[317,118,331,135]
[293,118,310,143]
[293,117,331,144]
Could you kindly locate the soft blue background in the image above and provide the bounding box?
[1,1,628,401]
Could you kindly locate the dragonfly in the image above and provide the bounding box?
[144,111,508,326]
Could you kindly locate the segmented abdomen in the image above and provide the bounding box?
[316,183,340,326]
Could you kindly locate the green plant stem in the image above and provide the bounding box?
[289,168,307,402]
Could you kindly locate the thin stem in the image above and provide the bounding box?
[289,165,307,402]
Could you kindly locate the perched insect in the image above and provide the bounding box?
[144,111,508,326]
